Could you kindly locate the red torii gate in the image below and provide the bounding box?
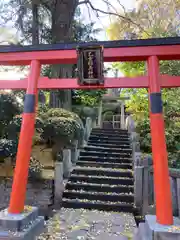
[1,37,180,226]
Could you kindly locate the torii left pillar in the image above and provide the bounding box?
[0,60,44,240]
[9,60,41,214]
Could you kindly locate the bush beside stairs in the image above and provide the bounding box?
[62,128,139,223]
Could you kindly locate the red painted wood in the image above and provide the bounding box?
[0,80,27,89]
[148,56,173,225]
[0,45,180,65]
[161,75,180,87]
[38,76,148,89]
[8,60,41,214]
[0,75,180,89]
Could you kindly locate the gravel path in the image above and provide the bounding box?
[37,208,137,240]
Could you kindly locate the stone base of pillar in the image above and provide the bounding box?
[134,215,180,240]
[0,206,44,239]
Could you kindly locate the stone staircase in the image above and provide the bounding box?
[62,128,136,217]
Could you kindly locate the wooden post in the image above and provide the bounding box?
[8,60,41,214]
[148,56,173,225]
[134,166,144,209]
[142,158,150,215]
[98,100,103,128]
[121,102,125,129]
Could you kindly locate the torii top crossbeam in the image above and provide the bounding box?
[0,37,180,65]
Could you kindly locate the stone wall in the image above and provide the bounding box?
[0,177,54,216]
[53,117,93,204]
[0,117,93,213]
[134,155,180,218]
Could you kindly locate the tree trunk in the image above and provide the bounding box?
[49,65,73,109]
[49,0,78,110]
[32,2,39,45]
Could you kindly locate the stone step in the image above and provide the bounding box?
[66,182,134,193]
[62,127,135,218]
[63,190,134,203]
[72,167,133,178]
[80,150,131,158]
[76,161,133,169]
[79,156,132,164]
[90,135,130,140]
[87,142,131,148]
[84,145,132,153]
[69,174,134,185]
[91,128,128,133]
[90,133,130,139]
[62,198,134,213]
[90,131,129,135]
[91,130,129,136]
[134,215,145,227]
[88,138,130,144]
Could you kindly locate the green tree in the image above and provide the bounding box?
[107,0,180,167]
[73,89,106,106]
[0,0,139,109]
[107,0,180,40]
[0,92,21,137]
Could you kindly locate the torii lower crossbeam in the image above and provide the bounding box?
[1,75,180,89]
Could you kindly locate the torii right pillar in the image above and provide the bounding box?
[148,55,173,225]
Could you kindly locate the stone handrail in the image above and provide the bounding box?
[125,115,141,166]
[125,114,180,220]
[54,117,93,204]
[134,153,180,218]
[125,114,148,215]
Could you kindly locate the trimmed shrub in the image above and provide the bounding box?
[42,108,84,146]
[0,139,17,163]
[4,115,44,141]
[28,156,43,181]
[0,91,21,136]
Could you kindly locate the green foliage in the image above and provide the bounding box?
[13,90,25,104]
[121,87,180,168]
[72,89,105,125]
[0,92,21,137]
[0,139,17,162]
[42,108,84,148]
[72,20,102,42]
[113,62,145,77]
[108,1,180,168]
[42,117,75,145]
[1,108,84,165]
[28,156,43,181]
[107,0,180,40]
[38,103,50,117]
[4,115,44,141]
[42,108,77,120]
[73,89,106,107]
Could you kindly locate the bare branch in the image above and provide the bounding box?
[78,0,149,35]
[102,0,114,24]
[86,3,93,23]
[116,0,126,13]
[78,1,88,6]
[102,0,124,15]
